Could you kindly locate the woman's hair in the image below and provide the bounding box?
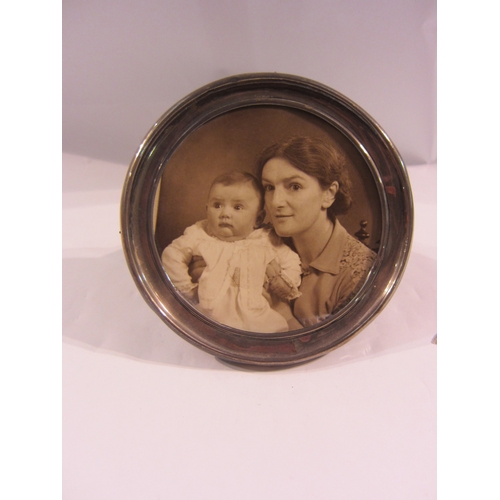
[256,136,353,218]
[209,171,265,210]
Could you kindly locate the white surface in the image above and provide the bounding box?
[62,153,436,498]
[63,340,435,500]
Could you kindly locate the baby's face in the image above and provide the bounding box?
[206,182,262,242]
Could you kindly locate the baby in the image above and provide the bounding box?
[161,171,302,333]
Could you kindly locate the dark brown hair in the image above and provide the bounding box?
[256,136,353,219]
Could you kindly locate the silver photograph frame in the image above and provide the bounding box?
[120,73,413,367]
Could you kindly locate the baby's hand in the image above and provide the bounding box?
[265,259,300,301]
[268,274,294,299]
[188,255,206,283]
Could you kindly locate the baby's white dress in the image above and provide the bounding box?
[161,220,301,333]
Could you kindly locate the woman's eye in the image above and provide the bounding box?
[290,183,301,191]
[263,185,274,192]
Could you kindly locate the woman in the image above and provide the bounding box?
[257,136,376,327]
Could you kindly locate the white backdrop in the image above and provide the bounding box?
[63,0,436,167]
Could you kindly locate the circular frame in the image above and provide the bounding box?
[121,73,413,367]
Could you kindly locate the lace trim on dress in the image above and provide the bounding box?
[335,235,376,311]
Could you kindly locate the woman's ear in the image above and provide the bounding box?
[254,209,266,228]
[322,181,339,209]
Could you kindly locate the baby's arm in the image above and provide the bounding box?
[265,260,299,300]
[161,233,198,300]
[266,245,302,301]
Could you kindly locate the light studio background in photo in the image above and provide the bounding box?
[155,106,382,252]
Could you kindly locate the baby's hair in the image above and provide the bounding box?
[209,171,265,210]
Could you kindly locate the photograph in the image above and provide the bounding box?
[154,107,382,334]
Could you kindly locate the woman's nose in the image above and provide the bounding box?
[270,187,286,208]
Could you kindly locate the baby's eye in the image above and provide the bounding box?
[213,202,222,209]
[234,205,243,211]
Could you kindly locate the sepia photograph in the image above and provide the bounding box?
[154,107,382,334]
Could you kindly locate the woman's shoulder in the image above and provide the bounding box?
[327,234,376,313]
[340,233,377,276]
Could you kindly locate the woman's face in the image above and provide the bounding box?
[261,158,336,238]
